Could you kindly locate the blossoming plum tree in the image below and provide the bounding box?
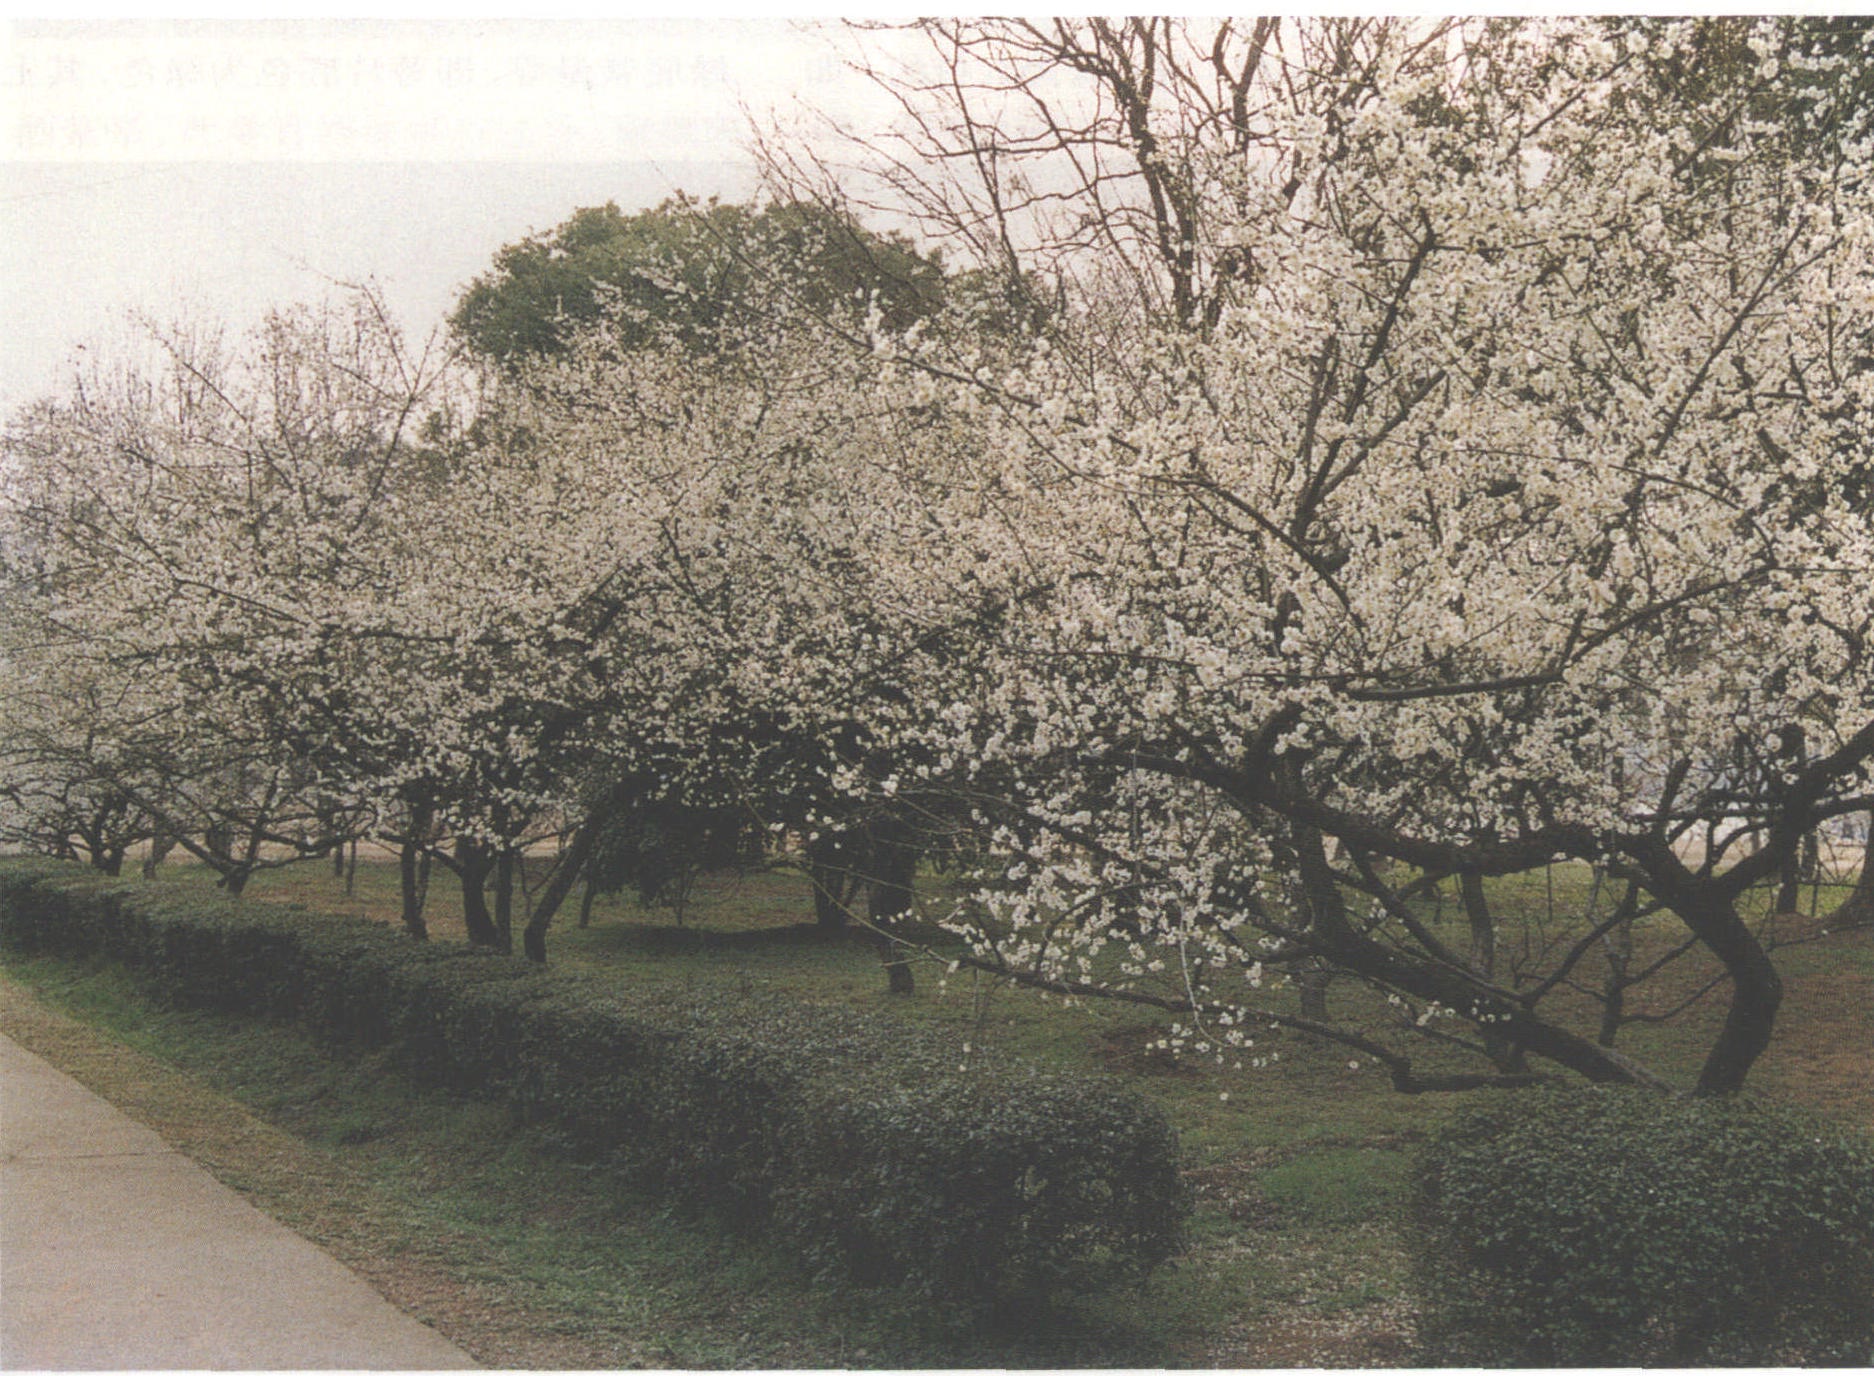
[4,20,1867,1095]
[774,17,1874,1094]
[0,298,470,903]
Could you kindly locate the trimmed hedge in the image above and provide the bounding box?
[0,859,1186,1306]
[1408,1085,1874,1365]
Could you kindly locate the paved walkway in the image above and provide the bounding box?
[0,1032,475,1370]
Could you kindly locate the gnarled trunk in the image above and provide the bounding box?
[1694,917,1783,1096]
[456,839,501,948]
[1631,841,1783,1096]
[1825,813,1874,930]
[523,811,608,963]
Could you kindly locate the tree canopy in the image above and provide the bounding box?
[448,195,949,360]
[3,17,1870,1097]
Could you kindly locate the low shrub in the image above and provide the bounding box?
[0,859,1186,1307]
[1408,1085,1874,1365]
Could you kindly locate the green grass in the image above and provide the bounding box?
[158,857,1464,1168]
[0,952,1221,1367]
[6,854,1868,1366]
[1260,1148,1411,1225]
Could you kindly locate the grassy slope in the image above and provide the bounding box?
[4,857,1869,1366]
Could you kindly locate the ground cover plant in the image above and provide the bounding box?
[0,859,1185,1313]
[1411,1087,1874,1365]
[6,853,1870,1365]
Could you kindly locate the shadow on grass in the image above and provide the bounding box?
[583,916,963,955]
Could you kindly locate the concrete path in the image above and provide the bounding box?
[0,1032,475,1370]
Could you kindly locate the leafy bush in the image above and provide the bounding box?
[1408,1085,1874,1364]
[0,859,1186,1307]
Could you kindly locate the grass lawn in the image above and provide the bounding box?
[3,855,1868,1366]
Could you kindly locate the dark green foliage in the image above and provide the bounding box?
[775,1059,1185,1302]
[1408,1086,1874,1365]
[584,795,763,922]
[450,196,948,361]
[0,860,1186,1307]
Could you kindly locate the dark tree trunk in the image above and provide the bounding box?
[1776,848,1803,916]
[493,850,516,954]
[456,839,501,948]
[333,842,347,879]
[811,874,847,929]
[1460,872,1495,975]
[399,798,435,939]
[1296,963,1330,1020]
[80,797,130,877]
[1696,933,1783,1096]
[868,819,917,995]
[398,838,430,940]
[1291,826,1668,1089]
[523,812,607,963]
[1825,813,1874,930]
[142,830,176,879]
[239,818,269,897]
[808,831,861,930]
[1633,844,1784,1095]
[1290,826,1336,1020]
[202,818,257,897]
[1597,880,1641,1048]
[1460,872,1525,1072]
[578,879,597,929]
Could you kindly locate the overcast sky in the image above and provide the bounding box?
[0,19,901,410]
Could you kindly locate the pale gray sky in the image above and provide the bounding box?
[1,19,896,409]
